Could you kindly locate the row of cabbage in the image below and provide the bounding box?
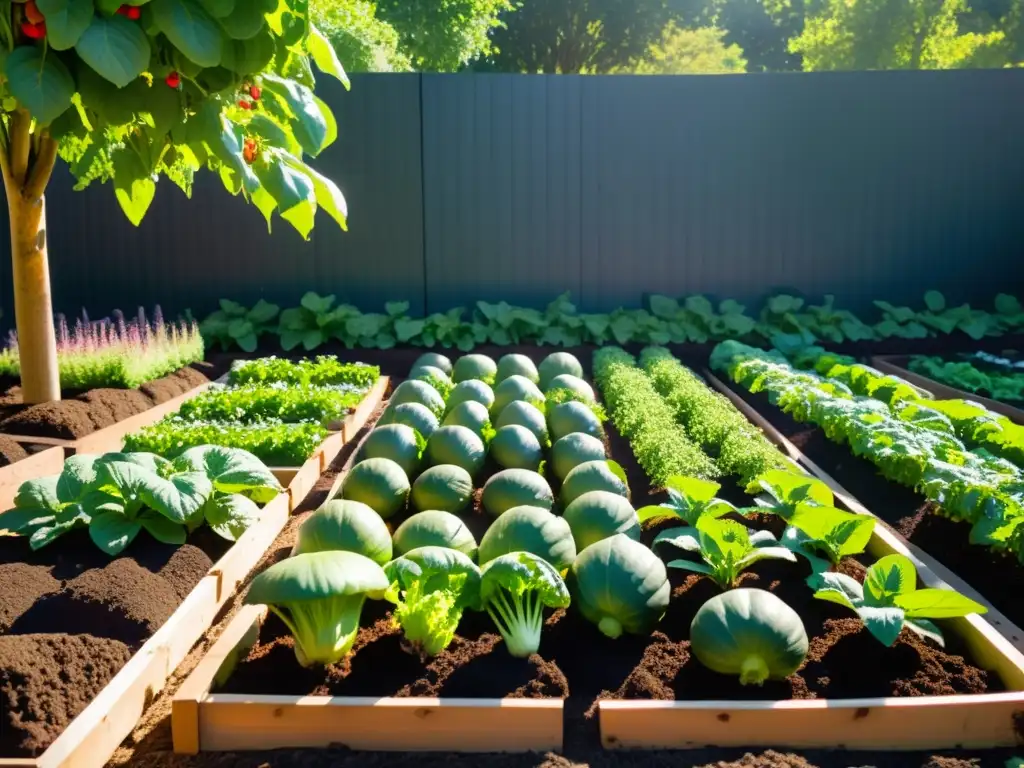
[591,346,987,677]
[124,356,380,466]
[711,341,1024,563]
[242,350,668,665]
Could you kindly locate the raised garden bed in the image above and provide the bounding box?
[0,377,388,767]
[872,355,1024,424]
[169,348,1019,758]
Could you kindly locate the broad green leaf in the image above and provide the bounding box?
[307,23,348,87]
[220,28,276,74]
[739,546,796,567]
[284,156,346,230]
[15,476,61,512]
[37,0,94,50]
[57,454,103,502]
[859,605,905,647]
[755,469,834,508]
[262,74,328,156]
[254,156,316,239]
[0,507,54,535]
[219,0,268,39]
[75,15,151,87]
[652,527,701,552]
[904,618,945,647]
[191,103,259,192]
[665,559,714,576]
[31,521,78,550]
[4,47,75,125]
[140,471,212,524]
[89,511,142,555]
[924,290,946,312]
[199,0,234,17]
[112,147,156,226]
[151,0,223,68]
[139,509,187,545]
[864,554,916,605]
[894,589,987,619]
[664,475,720,503]
[174,445,281,502]
[204,493,260,540]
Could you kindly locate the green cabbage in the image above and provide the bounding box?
[292,500,393,564]
[340,458,410,519]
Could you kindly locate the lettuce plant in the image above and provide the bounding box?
[0,446,281,554]
[383,546,482,658]
[811,554,987,647]
[178,383,366,427]
[245,551,390,667]
[654,517,796,590]
[228,356,380,389]
[480,552,570,658]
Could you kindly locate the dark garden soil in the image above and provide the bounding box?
[0,435,29,467]
[105,383,1016,768]
[0,360,230,441]
[730,385,1024,639]
[0,526,233,757]
[217,369,999,765]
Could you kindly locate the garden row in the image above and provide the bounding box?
[0,355,386,766]
[201,290,1024,353]
[169,346,1024,756]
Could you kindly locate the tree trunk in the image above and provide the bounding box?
[6,189,58,403]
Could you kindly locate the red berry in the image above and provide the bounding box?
[165,71,180,89]
[127,6,141,19]
[243,144,257,164]
[116,4,129,15]
[249,85,261,100]
[238,100,252,110]
[25,1,44,25]
[21,21,45,39]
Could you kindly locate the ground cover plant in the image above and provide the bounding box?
[201,290,1024,352]
[229,356,380,388]
[178,382,367,427]
[0,307,202,390]
[909,355,1024,403]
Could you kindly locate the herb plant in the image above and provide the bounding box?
[0,447,282,554]
[178,384,366,427]
[228,356,379,389]
[654,517,796,590]
[812,554,987,647]
[0,307,203,390]
[124,418,328,467]
[480,552,570,658]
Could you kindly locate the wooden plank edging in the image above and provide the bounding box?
[172,606,563,755]
[872,356,1024,426]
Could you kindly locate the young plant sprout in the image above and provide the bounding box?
[479,552,570,658]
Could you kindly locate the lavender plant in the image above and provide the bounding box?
[0,307,204,391]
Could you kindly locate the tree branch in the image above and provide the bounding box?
[9,109,32,188]
[23,133,57,203]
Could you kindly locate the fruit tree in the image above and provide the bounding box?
[0,0,348,402]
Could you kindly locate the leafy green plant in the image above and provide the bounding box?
[178,384,365,427]
[124,418,327,467]
[812,554,987,646]
[245,551,390,667]
[199,299,280,353]
[874,291,1003,341]
[640,347,789,486]
[637,475,738,528]
[383,546,482,658]
[0,447,281,554]
[909,356,1024,403]
[228,356,379,388]
[592,347,719,486]
[480,552,570,658]
[654,517,796,590]
[781,506,875,572]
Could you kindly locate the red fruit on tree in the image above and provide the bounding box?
[165,71,181,89]
[249,85,262,100]
[21,21,45,39]
[243,144,257,164]
[127,6,141,19]
[24,1,44,25]
[238,100,252,110]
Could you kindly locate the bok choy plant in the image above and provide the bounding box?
[480,552,570,658]
[811,554,986,647]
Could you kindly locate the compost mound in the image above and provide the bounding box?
[0,435,28,466]
[0,563,59,631]
[0,633,133,757]
[0,364,214,440]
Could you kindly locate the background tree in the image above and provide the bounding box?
[0,0,349,403]
[482,0,713,73]
[373,0,515,71]
[715,0,805,71]
[790,0,1008,70]
[310,0,410,72]
[618,23,747,73]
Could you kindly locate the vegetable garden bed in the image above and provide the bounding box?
[0,371,388,767]
[168,347,1018,758]
[872,355,1024,424]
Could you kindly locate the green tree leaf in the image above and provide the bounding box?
[262,74,329,155]
[36,0,95,50]
[151,0,224,68]
[220,0,269,39]
[75,15,152,87]
[284,156,346,230]
[199,0,235,17]
[112,147,156,226]
[4,47,75,125]
[255,154,317,238]
[307,23,349,87]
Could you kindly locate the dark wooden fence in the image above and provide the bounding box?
[2,69,1022,322]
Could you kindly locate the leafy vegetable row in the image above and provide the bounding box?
[711,341,1024,563]
[200,290,1024,353]
[638,346,789,486]
[592,347,719,485]
[782,346,1024,469]
[0,446,282,555]
[909,356,1024,404]
[125,356,380,466]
